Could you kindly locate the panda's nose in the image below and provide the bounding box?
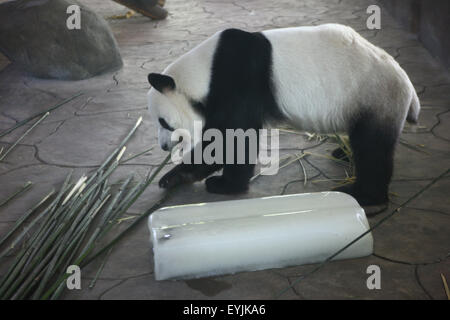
[161,143,169,151]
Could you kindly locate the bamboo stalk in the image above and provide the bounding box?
[0,181,32,209]
[81,153,171,266]
[0,179,72,289]
[120,146,154,164]
[399,138,431,155]
[250,154,291,182]
[41,153,171,300]
[0,112,50,162]
[299,158,307,186]
[17,175,102,276]
[85,118,142,186]
[251,153,306,182]
[88,247,113,289]
[12,199,90,299]
[0,92,83,139]
[100,176,133,226]
[0,189,55,252]
[0,117,166,299]
[8,240,61,299]
[30,194,111,299]
[62,176,87,206]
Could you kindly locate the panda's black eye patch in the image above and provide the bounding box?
[191,100,206,115]
[158,118,175,131]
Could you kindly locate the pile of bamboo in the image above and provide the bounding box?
[0,116,170,299]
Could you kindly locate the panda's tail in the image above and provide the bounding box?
[406,89,420,124]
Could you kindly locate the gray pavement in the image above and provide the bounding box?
[0,0,449,299]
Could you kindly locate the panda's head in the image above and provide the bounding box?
[147,73,205,151]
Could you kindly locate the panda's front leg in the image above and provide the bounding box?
[204,123,259,194]
[159,162,222,189]
[205,163,254,194]
[159,141,223,189]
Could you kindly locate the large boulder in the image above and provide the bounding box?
[0,0,123,80]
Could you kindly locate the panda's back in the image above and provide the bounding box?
[263,24,408,132]
[165,25,413,133]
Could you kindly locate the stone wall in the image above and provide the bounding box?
[380,0,450,71]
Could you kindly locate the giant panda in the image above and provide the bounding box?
[147,24,420,207]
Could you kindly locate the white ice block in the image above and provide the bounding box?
[148,192,373,280]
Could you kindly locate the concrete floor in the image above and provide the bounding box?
[0,0,449,299]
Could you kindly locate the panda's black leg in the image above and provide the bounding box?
[205,164,254,194]
[335,113,397,206]
[159,142,223,189]
[205,125,258,194]
[159,162,222,189]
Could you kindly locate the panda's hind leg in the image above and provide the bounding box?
[335,111,398,207]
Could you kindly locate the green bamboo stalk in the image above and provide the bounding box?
[83,153,171,265]
[7,239,62,299]
[2,118,151,299]
[88,247,113,289]
[0,181,32,209]
[55,177,134,284]
[52,193,105,293]
[0,189,54,252]
[0,174,75,296]
[13,154,122,298]
[120,146,154,164]
[47,190,167,300]
[98,176,133,227]
[12,206,95,300]
[84,117,142,186]
[41,153,171,300]
[30,194,111,299]
[16,155,117,291]
[0,112,50,162]
[0,177,72,288]
[1,218,69,298]
[101,179,143,226]
[0,92,83,139]
[18,176,99,276]
[50,279,67,300]
[20,188,84,271]
[3,151,106,298]
[21,205,93,300]
[28,197,101,300]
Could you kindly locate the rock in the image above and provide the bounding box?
[0,0,123,80]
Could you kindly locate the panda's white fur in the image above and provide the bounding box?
[147,24,420,205]
[264,25,419,132]
[147,32,220,150]
[148,24,419,150]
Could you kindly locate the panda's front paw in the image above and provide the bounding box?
[205,176,248,194]
[159,171,181,189]
[159,167,193,189]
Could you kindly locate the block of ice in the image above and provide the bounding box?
[148,192,373,280]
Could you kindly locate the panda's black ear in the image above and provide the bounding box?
[148,73,176,92]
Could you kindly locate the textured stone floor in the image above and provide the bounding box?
[0,0,449,300]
